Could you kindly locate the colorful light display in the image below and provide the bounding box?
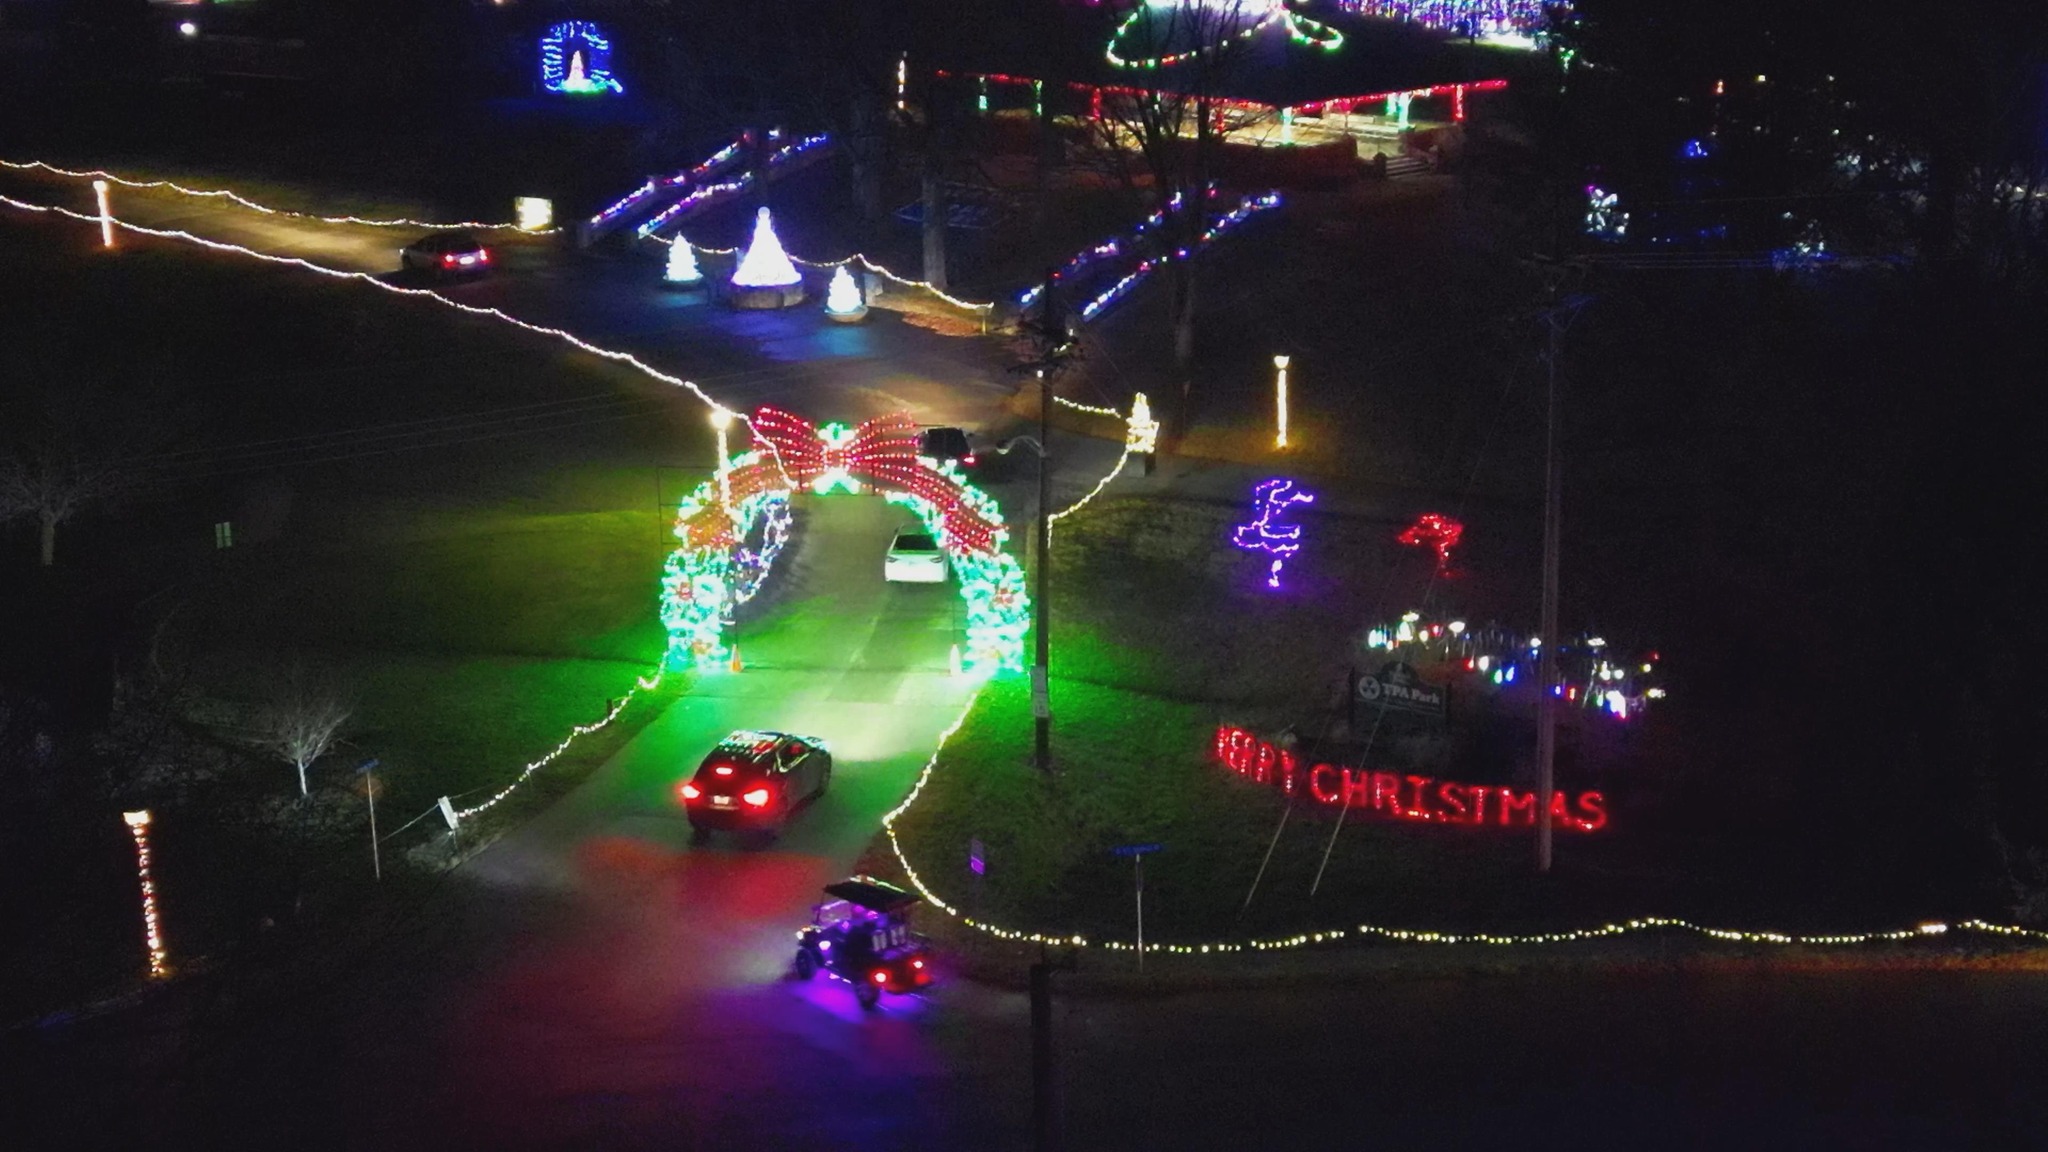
[1020,190,1282,322]
[661,408,1029,672]
[665,236,703,285]
[590,139,745,229]
[1585,185,1628,242]
[122,810,170,979]
[731,207,803,289]
[1339,0,1555,44]
[1213,725,1608,830]
[540,21,623,95]
[1107,0,1344,70]
[1395,512,1464,573]
[1364,612,1664,721]
[1232,477,1315,588]
[634,133,829,240]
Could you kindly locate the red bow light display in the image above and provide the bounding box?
[737,407,1007,554]
[1397,513,1464,575]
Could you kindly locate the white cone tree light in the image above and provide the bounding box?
[665,237,702,286]
[824,264,867,322]
[728,206,805,307]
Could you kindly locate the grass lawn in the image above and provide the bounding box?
[0,215,707,1012]
[883,484,1939,958]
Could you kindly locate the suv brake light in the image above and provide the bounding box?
[871,970,889,984]
[679,782,701,801]
[741,787,772,808]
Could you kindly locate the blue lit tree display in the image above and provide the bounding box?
[540,21,624,95]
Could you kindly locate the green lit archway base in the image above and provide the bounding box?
[660,408,1029,674]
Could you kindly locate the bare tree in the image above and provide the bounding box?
[0,422,131,568]
[1078,0,1269,376]
[252,666,351,799]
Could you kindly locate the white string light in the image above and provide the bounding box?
[0,190,738,415]
[454,669,666,820]
[1,157,558,232]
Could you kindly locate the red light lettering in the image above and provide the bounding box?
[1575,792,1608,831]
[1436,781,1469,822]
[1370,772,1401,812]
[1547,790,1577,830]
[1405,776,1434,820]
[1254,741,1278,784]
[1341,769,1372,808]
[1498,789,1536,827]
[1309,764,1341,805]
[1207,727,1609,833]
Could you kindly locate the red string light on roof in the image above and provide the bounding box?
[748,407,1008,554]
[1397,513,1464,575]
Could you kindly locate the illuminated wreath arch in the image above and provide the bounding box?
[660,407,1030,673]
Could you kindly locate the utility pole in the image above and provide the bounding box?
[1034,357,1053,774]
[1530,272,1590,875]
[1012,271,1075,775]
[1536,307,1561,875]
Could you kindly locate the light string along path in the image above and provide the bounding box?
[1,157,559,232]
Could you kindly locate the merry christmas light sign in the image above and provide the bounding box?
[1213,726,1608,831]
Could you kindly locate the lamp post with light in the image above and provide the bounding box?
[1273,354,1290,449]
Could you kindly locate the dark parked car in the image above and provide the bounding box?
[918,426,977,469]
[677,730,831,841]
[399,231,491,277]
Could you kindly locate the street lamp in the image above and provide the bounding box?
[995,431,1053,773]
[1273,355,1291,449]
[92,179,113,248]
[709,405,736,511]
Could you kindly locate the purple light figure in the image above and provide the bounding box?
[1231,478,1316,589]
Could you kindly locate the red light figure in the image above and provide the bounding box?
[1397,513,1464,576]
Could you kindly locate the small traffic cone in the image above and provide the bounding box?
[729,643,743,673]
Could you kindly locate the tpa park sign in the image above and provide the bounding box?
[1353,661,1445,718]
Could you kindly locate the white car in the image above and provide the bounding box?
[885,529,949,583]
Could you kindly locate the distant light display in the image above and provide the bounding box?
[1338,0,1556,45]
[1107,0,1343,70]
[540,21,623,95]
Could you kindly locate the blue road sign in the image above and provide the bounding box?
[1109,842,1163,857]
